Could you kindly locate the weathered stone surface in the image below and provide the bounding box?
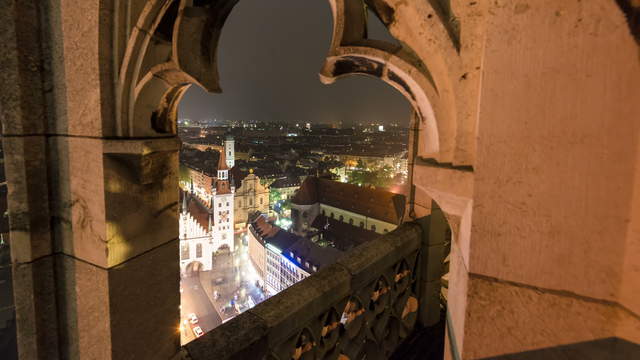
[109,239,180,360]
[446,241,469,356]
[418,279,442,327]
[2,136,53,263]
[103,141,180,267]
[338,223,421,290]
[462,275,632,359]
[2,1,639,359]
[471,0,640,303]
[12,256,59,359]
[186,311,267,360]
[248,263,351,347]
[54,254,111,360]
[50,0,103,137]
[619,137,640,317]
[48,136,108,267]
[0,1,49,136]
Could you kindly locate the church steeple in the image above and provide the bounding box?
[224,135,235,169]
[181,191,188,215]
[215,149,231,194]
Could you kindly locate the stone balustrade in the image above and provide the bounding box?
[180,215,446,360]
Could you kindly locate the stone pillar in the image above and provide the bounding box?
[416,203,448,327]
[461,1,640,358]
[0,1,182,358]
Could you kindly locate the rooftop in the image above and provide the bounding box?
[181,191,211,231]
[270,177,301,189]
[310,215,377,251]
[292,177,405,224]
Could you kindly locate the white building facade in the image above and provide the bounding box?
[234,170,270,228]
[179,147,237,275]
[224,135,235,169]
[264,243,309,295]
[179,195,214,274]
[212,149,235,252]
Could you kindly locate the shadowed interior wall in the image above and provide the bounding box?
[464,0,640,358]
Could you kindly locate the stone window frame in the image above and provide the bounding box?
[0,0,463,356]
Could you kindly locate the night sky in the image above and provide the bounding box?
[178,0,411,126]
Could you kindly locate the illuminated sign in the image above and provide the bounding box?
[265,243,281,253]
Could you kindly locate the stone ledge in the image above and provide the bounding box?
[249,263,351,348]
[102,136,181,155]
[185,311,268,360]
[338,223,421,289]
[183,223,426,358]
[463,275,638,359]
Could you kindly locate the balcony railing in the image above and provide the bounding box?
[178,214,446,360]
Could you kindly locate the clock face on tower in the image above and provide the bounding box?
[220,210,229,222]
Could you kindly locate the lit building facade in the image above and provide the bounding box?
[179,148,236,276]
[224,135,235,168]
[247,211,341,296]
[269,177,301,201]
[211,149,235,252]
[290,177,405,236]
[179,192,214,274]
[234,170,269,229]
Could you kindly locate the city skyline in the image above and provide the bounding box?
[178,0,411,126]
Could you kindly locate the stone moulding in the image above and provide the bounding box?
[183,218,445,359]
[111,0,461,162]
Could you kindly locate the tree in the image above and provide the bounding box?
[270,188,282,205]
[346,164,394,188]
[179,164,191,184]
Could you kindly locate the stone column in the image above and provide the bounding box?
[1,1,182,358]
[416,203,448,328]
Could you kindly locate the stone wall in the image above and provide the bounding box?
[1,0,638,359]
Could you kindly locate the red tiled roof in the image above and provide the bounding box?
[291,177,318,205]
[181,191,211,230]
[253,215,279,238]
[218,145,229,171]
[292,177,405,224]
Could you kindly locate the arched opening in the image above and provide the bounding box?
[185,261,204,276]
[118,0,434,347]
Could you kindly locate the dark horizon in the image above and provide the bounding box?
[178,0,411,126]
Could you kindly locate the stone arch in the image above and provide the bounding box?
[320,0,460,163]
[185,260,205,276]
[113,0,237,138]
[94,0,463,356]
[112,0,461,163]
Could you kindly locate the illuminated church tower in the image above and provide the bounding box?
[212,149,235,251]
[224,135,235,169]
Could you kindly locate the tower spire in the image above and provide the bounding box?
[214,149,231,194]
[218,148,229,171]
